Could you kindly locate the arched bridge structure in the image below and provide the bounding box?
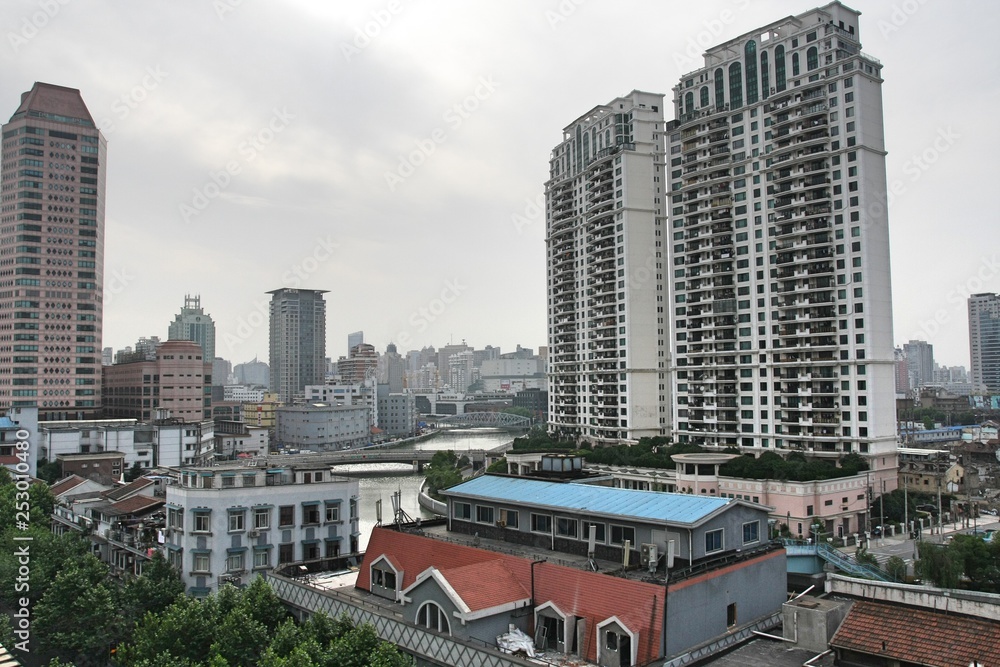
[435,412,531,430]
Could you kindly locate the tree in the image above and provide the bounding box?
[124,461,145,482]
[33,554,122,661]
[884,555,907,581]
[424,450,463,498]
[35,458,62,485]
[915,541,964,589]
[120,551,185,631]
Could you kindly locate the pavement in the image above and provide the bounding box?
[835,516,999,571]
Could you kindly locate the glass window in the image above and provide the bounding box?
[476,505,495,524]
[227,551,245,572]
[253,508,270,530]
[416,602,451,635]
[583,522,606,543]
[556,517,578,538]
[253,547,270,569]
[279,505,294,527]
[325,503,340,523]
[744,41,758,104]
[714,69,726,110]
[228,511,244,532]
[193,511,211,533]
[742,521,760,545]
[610,525,636,546]
[192,552,210,573]
[728,62,743,109]
[454,502,471,520]
[705,528,724,553]
[531,513,552,533]
[303,504,320,525]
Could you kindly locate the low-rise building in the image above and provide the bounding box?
[357,474,786,665]
[376,385,416,437]
[40,418,215,469]
[275,403,369,451]
[213,420,269,459]
[164,462,360,595]
[0,407,38,478]
[56,451,125,485]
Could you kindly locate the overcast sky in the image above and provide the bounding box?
[2,0,996,368]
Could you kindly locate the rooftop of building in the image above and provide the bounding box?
[444,474,764,527]
[9,81,95,127]
[56,451,126,461]
[831,599,1000,667]
[698,638,835,667]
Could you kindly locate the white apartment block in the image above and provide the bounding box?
[223,384,265,403]
[164,462,360,595]
[304,381,378,430]
[546,90,669,445]
[667,2,896,487]
[40,418,215,469]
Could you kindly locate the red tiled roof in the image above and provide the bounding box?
[438,559,529,612]
[50,475,87,496]
[359,527,663,664]
[831,600,1000,667]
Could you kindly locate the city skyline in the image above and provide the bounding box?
[0,1,995,367]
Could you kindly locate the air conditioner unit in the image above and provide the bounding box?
[640,543,658,569]
[248,529,260,538]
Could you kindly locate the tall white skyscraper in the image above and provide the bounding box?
[969,293,1000,392]
[545,90,668,445]
[666,3,896,486]
[0,82,106,419]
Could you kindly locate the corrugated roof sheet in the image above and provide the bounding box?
[445,475,730,526]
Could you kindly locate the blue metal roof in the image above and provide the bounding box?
[445,475,732,526]
[0,417,18,429]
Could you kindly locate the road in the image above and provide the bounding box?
[853,516,1000,572]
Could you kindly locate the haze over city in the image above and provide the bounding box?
[0,0,996,366]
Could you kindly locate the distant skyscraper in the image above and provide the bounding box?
[268,288,327,403]
[379,343,405,393]
[666,4,896,484]
[348,331,364,355]
[0,82,106,419]
[902,340,934,389]
[969,293,1000,392]
[545,90,667,444]
[234,357,269,386]
[168,294,216,361]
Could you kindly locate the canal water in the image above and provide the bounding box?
[344,429,516,551]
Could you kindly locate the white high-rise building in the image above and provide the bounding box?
[969,293,1000,392]
[666,3,896,487]
[545,90,668,445]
